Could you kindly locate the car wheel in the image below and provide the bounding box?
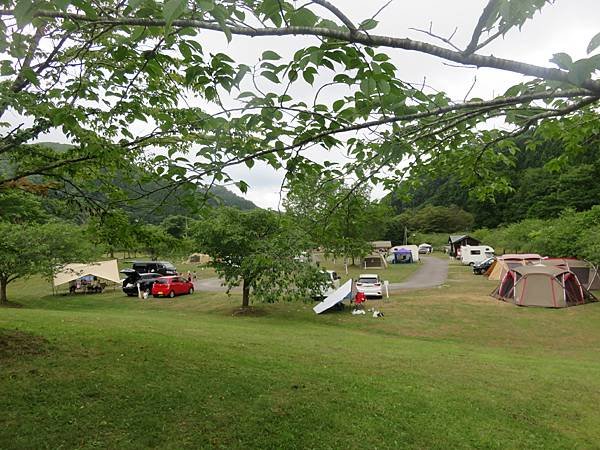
[188,287,194,295]
[168,290,175,298]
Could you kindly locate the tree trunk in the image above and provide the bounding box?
[0,278,8,304]
[242,278,250,308]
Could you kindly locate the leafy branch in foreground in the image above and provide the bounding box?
[0,0,598,204]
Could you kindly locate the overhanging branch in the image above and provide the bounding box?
[2,9,599,93]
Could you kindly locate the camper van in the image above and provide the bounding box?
[460,245,495,265]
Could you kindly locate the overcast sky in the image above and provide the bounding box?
[26,0,600,209]
[199,0,599,208]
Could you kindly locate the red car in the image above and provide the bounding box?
[151,276,194,298]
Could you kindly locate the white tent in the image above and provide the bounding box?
[53,259,121,287]
[389,245,420,262]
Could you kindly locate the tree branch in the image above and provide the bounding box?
[3,9,598,93]
[464,0,500,55]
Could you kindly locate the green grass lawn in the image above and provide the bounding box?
[2,263,600,449]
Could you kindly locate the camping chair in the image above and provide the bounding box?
[354,291,366,309]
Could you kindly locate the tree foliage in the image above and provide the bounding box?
[0,0,598,205]
[0,220,99,303]
[193,207,323,307]
[473,207,600,264]
[284,173,390,263]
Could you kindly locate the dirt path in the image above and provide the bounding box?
[388,256,449,291]
[194,256,449,293]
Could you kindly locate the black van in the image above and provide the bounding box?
[130,261,178,276]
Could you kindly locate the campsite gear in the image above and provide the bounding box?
[539,258,600,291]
[390,248,412,264]
[362,254,387,269]
[313,280,353,314]
[352,309,366,315]
[418,243,432,254]
[491,265,597,308]
[486,254,543,280]
[388,245,420,263]
[54,260,121,294]
[354,291,366,306]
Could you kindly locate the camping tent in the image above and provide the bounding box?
[539,258,600,290]
[486,254,543,281]
[53,260,121,289]
[390,248,413,264]
[187,253,212,264]
[492,265,596,308]
[389,245,420,262]
[363,254,387,269]
[418,243,432,254]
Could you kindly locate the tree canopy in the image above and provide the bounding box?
[193,207,325,307]
[0,0,599,204]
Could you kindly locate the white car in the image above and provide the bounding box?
[356,274,382,298]
[313,270,341,298]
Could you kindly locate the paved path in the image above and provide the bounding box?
[388,256,449,291]
[194,256,449,293]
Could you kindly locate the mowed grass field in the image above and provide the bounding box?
[2,261,600,449]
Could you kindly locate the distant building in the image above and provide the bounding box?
[448,235,480,257]
[370,241,392,253]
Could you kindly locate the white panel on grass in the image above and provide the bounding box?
[313,280,353,314]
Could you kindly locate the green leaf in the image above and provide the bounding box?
[359,19,378,31]
[163,0,186,27]
[197,0,215,11]
[71,0,98,18]
[55,0,72,10]
[550,53,572,70]
[288,8,319,27]
[588,31,600,54]
[261,71,280,84]
[262,50,281,61]
[332,99,345,112]
[302,68,315,85]
[14,0,35,27]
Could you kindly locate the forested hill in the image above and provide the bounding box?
[386,134,600,229]
[3,142,257,222]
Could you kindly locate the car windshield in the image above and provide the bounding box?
[163,263,176,270]
[358,277,378,284]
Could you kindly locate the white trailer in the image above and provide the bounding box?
[460,245,495,265]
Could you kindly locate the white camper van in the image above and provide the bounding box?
[460,245,495,265]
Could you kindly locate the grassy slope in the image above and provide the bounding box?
[1,262,600,449]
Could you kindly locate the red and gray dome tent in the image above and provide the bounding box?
[492,265,597,308]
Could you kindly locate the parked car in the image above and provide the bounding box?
[473,257,495,275]
[313,270,341,299]
[151,276,194,298]
[356,274,382,298]
[129,261,178,276]
[121,270,162,297]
